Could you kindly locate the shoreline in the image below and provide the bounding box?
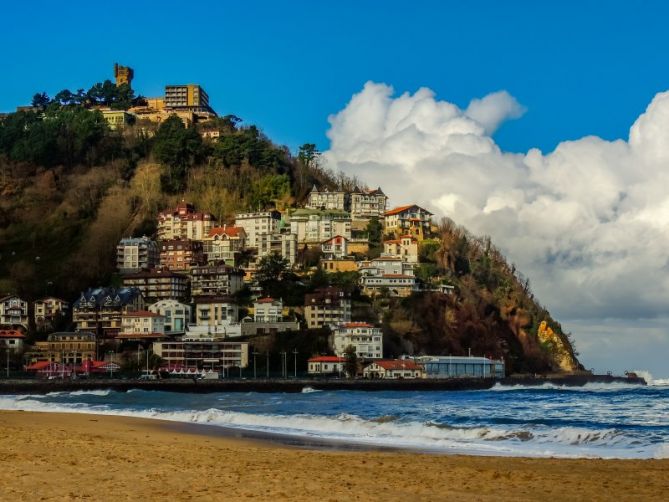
[1,410,667,501]
[0,373,645,395]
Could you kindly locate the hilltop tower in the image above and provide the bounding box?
[114,63,134,88]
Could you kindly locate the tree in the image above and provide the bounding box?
[31,92,51,109]
[366,217,383,259]
[343,345,358,378]
[256,253,290,288]
[154,115,203,193]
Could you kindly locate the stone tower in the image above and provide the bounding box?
[114,63,134,88]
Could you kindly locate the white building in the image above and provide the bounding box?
[202,226,247,265]
[253,298,283,322]
[350,188,387,221]
[257,232,297,266]
[305,186,349,211]
[321,235,349,259]
[234,211,281,248]
[383,235,419,263]
[190,264,245,297]
[0,295,29,329]
[359,274,417,298]
[332,322,383,360]
[189,296,242,338]
[120,311,166,337]
[418,356,505,379]
[289,209,351,246]
[116,236,159,274]
[148,299,191,335]
[307,356,345,375]
[153,334,249,371]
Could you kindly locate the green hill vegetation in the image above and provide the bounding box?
[0,98,581,374]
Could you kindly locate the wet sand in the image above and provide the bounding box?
[1,411,667,501]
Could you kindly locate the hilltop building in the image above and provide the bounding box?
[113,63,134,88]
[158,201,215,241]
[384,205,433,240]
[289,209,351,246]
[203,226,247,265]
[116,236,159,274]
[234,211,281,248]
[164,84,216,117]
[350,188,387,221]
[306,186,350,212]
[383,235,419,263]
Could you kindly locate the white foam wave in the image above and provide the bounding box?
[491,381,647,392]
[0,395,656,459]
[301,386,321,393]
[632,371,669,387]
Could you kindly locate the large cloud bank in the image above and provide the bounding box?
[323,82,669,322]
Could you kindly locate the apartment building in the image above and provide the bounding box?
[0,295,29,329]
[118,311,166,340]
[153,335,249,371]
[331,322,383,360]
[157,201,215,241]
[304,287,352,329]
[289,209,351,246]
[350,187,387,221]
[33,297,69,329]
[72,287,143,338]
[116,236,159,274]
[383,204,433,240]
[148,299,191,336]
[30,332,97,364]
[190,264,244,297]
[202,226,247,265]
[122,268,188,302]
[159,239,205,272]
[305,186,350,211]
[234,211,281,248]
[257,232,297,266]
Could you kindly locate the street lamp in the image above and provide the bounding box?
[292,348,298,378]
[252,351,258,379]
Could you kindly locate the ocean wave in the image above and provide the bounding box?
[490,381,647,392]
[301,386,321,393]
[633,371,669,387]
[0,395,656,459]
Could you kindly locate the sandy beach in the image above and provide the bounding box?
[0,411,667,501]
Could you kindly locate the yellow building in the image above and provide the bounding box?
[114,63,134,88]
[101,110,135,130]
[31,332,97,364]
[320,258,358,273]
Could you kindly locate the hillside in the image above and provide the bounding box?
[0,101,582,374]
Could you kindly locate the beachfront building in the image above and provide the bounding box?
[202,226,247,265]
[332,322,383,360]
[304,287,352,329]
[116,236,159,274]
[350,187,387,221]
[0,295,29,329]
[153,334,249,371]
[234,211,281,248]
[240,298,300,336]
[418,356,505,379]
[72,287,144,339]
[289,209,352,246]
[383,235,419,263]
[33,297,69,330]
[122,268,189,302]
[157,201,215,241]
[190,264,244,297]
[363,360,426,379]
[188,296,242,338]
[307,356,345,375]
[256,232,298,266]
[384,205,433,240]
[148,299,191,336]
[305,186,350,212]
[0,329,26,353]
[29,332,97,364]
[159,239,206,272]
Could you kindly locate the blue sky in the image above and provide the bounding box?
[2,0,669,154]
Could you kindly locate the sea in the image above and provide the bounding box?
[1,372,668,459]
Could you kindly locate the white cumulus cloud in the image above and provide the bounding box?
[322,81,669,338]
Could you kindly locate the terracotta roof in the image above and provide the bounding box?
[308,356,344,363]
[342,322,375,329]
[384,204,433,217]
[256,297,277,304]
[384,239,400,245]
[115,332,165,339]
[209,226,244,238]
[0,329,25,338]
[369,360,423,371]
[122,310,162,318]
[25,361,53,371]
[322,235,349,244]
